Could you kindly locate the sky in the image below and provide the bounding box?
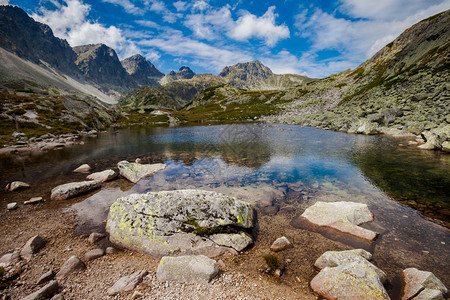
[2,0,450,77]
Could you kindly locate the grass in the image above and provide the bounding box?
[184,217,227,236]
[263,254,282,271]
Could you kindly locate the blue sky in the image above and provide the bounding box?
[3,0,450,77]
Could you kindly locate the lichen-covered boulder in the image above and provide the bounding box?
[402,268,447,300]
[348,120,379,135]
[106,190,254,258]
[301,201,377,240]
[311,249,389,300]
[117,160,166,183]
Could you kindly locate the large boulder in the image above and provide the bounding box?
[301,201,377,240]
[106,190,254,258]
[51,181,101,200]
[156,255,219,283]
[311,249,389,300]
[402,268,447,300]
[117,160,166,183]
[420,125,450,152]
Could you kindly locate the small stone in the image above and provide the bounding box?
[274,269,282,277]
[37,270,55,285]
[20,235,46,260]
[51,294,64,300]
[86,169,117,182]
[88,232,105,244]
[56,256,86,278]
[107,270,148,295]
[217,259,226,269]
[270,236,293,252]
[73,164,91,173]
[135,158,142,163]
[24,197,45,205]
[5,181,30,192]
[0,251,20,268]
[85,248,104,261]
[156,255,219,283]
[106,247,117,255]
[21,280,59,300]
[131,291,144,300]
[7,202,18,210]
[117,160,166,183]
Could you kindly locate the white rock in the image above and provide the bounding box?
[301,201,377,240]
[86,169,116,182]
[270,236,293,252]
[5,181,30,192]
[117,160,166,183]
[7,202,18,210]
[24,197,45,205]
[156,255,219,283]
[73,164,91,173]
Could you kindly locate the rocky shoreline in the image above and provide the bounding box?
[1,158,448,299]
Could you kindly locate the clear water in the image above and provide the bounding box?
[1,124,449,293]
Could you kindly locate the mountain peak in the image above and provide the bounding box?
[218,60,274,88]
[121,54,164,86]
[160,65,196,84]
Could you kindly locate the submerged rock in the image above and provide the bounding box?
[301,201,377,240]
[86,169,116,182]
[156,255,219,283]
[106,189,254,258]
[51,181,101,200]
[311,249,389,300]
[5,181,30,192]
[402,268,447,300]
[107,270,148,296]
[117,160,166,183]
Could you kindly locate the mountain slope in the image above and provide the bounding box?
[267,10,449,144]
[121,54,164,87]
[219,60,273,89]
[0,5,79,76]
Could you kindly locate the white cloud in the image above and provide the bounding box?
[138,30,252,72]
[228,6,290,46]
[0,0,9,5]
[31,0,139,59]
[102,0,143,15]
[173,1,187,12]
[193,0,209,11]
[135,19,160,29]
[147,0,181,23]
[184,5,233,40]
[294,1,450,76]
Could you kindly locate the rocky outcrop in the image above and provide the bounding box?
[73,44,132,94]
[156,255,219,283]
[419,125,450,152]
[301,201,377,240]
[121,54,163,87]
[160,66,195,84]
[402,268,447,300]
[50,181,101,200]
[117,160,166,183]
[107,270,148,296]
[219,60,274,89]
[311,249,389,300]
[106,190,254,258]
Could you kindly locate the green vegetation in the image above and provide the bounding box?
[184,217,227,236]
[263,254,282,271]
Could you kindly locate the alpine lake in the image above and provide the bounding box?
[1,124,449,298]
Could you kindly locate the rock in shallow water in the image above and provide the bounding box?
[311,249,389,300]
[86,169,116,182]
[106,189,254,258]
[73,163,91,173]
[402,268,447,300]
[5,181,30,192]
[301,201,377,240]
[50,181,101,200]
[117,160,166,183]
[156,255,219,283]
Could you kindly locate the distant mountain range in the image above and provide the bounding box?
[0,5,448,152]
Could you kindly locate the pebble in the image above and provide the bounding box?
[88,232,105,244]
[7,202,18,210]
[85,248,104,261]
[24,197,45,205]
